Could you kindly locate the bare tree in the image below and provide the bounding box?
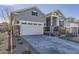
[0,6,13,23]
[0,6,14,32]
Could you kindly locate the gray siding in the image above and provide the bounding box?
[14,8,45,24]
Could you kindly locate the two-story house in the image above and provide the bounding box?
[10,7,45,36]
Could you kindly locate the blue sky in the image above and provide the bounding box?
[12,4,79,19]
[0,4,79,20]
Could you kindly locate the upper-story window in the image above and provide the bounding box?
[32,11,38,16]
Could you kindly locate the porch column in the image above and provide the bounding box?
[57,16,59,26]
[51,15,53,26]
[49,16,53,35]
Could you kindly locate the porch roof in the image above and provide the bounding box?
[46,10,65,18]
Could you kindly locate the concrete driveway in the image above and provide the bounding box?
[22,35,79,54]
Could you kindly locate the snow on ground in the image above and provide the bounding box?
[22,35,79,54]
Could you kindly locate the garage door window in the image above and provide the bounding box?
[22,22,26,24]
[21,21,43,26]
[38,24,42,25]
[28,23,32,25]
[34,23,37,25]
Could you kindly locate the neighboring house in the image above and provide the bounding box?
[11,7,45,36]
[69,19,79,35]
[65,17,79,35]
[45,10,79,35]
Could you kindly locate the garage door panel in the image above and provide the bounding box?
[20,22,44,35]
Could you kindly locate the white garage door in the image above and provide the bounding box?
[20,21,44,35]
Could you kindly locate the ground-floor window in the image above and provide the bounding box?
[59,21,64,27]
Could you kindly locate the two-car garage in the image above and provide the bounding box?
[20,21,44,35]
[12,7,46,36]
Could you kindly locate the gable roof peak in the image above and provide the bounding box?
[11,6,45,16]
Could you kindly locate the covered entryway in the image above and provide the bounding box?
[20,21,44,35]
